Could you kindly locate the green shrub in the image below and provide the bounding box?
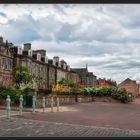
[83,88,91,95]
[82,86,130,103]
[0,85,30,104]
[57,78,74,87]
[83,87,97,95]
[111,88,130,103]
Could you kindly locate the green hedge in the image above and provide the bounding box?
[55,86,131,103]
[83,87,131,103]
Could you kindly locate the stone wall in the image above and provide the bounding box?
[93,96,121,103]
[0,95,121,108]
[35,95,120,108]
[77,95,93,103]
[36,95,77,108]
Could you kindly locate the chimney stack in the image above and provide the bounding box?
[24,43,31,51]
[60,59,67,69]
[53,56,59,62]
[53,56,60,66]
[33,50,46,57]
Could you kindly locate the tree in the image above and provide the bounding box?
[13,66,31,89]
[57,78,74,87]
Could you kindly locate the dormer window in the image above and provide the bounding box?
[37,53,41,61]
[18,47,22,55]
[28,50,32,57]
[45,56,48,63]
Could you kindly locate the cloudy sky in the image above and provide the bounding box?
[0,4,140,84]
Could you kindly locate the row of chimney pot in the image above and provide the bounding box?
[9,43,70,71]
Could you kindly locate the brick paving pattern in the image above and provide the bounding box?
[12,101,140,130]
[0,117,140,137]
[0,100,140,137]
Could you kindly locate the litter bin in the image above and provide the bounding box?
[26,96,33,107]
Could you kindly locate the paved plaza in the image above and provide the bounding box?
[0,117,140,137]
[0,99,140,137]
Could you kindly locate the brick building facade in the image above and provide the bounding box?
[96,78,117,88]
[118,78,139,98]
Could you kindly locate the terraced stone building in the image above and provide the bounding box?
[0,37,13,87]
[0,36,97,90]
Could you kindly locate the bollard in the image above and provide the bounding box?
[32,96,36,114]
[19,95,23,115]
[57,97,60,112]
[42,96,45,113]
[6,95,11,119]
[51,96,54,113]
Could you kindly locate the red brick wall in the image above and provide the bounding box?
[118,80,139,98]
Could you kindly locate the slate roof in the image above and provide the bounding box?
[71,68,88,74]
[118,78,137,86]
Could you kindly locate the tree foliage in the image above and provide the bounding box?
[13,66,31,89]
[57,78,74,87]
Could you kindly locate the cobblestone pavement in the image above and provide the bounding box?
[1,101,140,137]
[0,110,29,118]
[13,101,140,130]
[0,117,140,137]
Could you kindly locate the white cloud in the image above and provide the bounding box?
[0,15,8,24]
[1,4,140,84]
